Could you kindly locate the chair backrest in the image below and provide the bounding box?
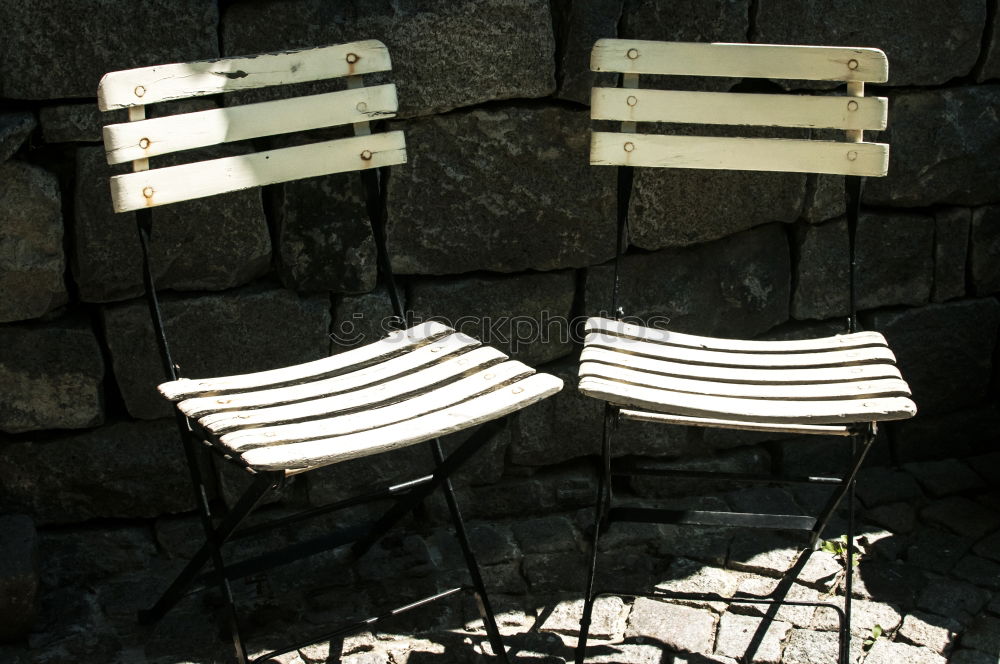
[98,40,406,211]
[589,39,889,176]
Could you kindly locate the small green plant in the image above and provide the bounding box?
[820,535,862,567]
[862,624,883,651]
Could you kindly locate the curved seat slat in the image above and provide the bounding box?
[618,409,854,436]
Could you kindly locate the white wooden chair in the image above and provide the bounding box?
[97,41,563,664]
[574,40,917,664]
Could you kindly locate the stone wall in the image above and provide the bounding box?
[1,0,999,637]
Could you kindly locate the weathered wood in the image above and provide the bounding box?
[98,40,392,110]
[591,39,888,82]
[579,375,917,424]
[590,131,889,176]
[243,373,564,473]
[110,131,407,212]
[618,409,853,436]
[159,322,452,401]
[591,88,887,131]
[104,84,398,165]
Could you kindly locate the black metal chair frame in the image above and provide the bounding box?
[574,145,878,664]
[132,165,511,664]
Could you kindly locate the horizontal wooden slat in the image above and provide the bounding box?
[585,317,887,353]
[591,88,887,131]
[104,85,399,165]
[619,409,853,436]
[584,333,897,369]
[110,130,406,212]
[591,39,888,83]
[221,361,535,450]
[581,346,902,385]
[159,321,450,401]
[591,131,888,176]
[199,345,508,435]
[580,362,911,401]
[579,376,917,425]
[244,373,564,473]
[98,40,392,110]
[178,332,484,419]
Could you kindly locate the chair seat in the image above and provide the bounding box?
[579,317,916,428]
[158,322,563,474]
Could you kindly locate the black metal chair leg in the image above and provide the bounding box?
[841,432,862,664]
[808,426,876,549]
[575,405,617,664]
[429,437,510,662]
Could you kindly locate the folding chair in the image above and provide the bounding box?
[97,41,563,664]
[574,40,917,663]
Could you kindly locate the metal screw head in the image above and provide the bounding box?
[847,100,859,111]
[512,386,524,395]
[138,137,150,149]
[626,95,638,107]
[142,186,154,198]
[847,150,858,161]
[346,52,359,64]
[360,149,373,160]
[626,48,639,60]
[134,85,146,97]
[623,141,635,152]
[847,59,859,70]
[356,101,368,112]
[483,373,495,380]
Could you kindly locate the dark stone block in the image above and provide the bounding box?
[920,497,1000,539]
[865,86,1000,207]
[553,0,624,104]
[932,207,971,302]
[585,223,790,337]
[331,287,398,354]
[856,211,934,310]
[755,0,986,86]
[38,104,109,144]
[630,445,770,497]
[386,107,615,274]
[864,298,1000,415]
[977,2,1000,82]
[891,406,1000,463]
[102,284,331,419]
[0,0,219,99]
[511,515,579,555]
[0,112,36,162]
[275,172,376,293]
[222,0,555,118]
[73,145,271,303]
[0,316,104,433]
[407,270,576,366]
[38,525,155,588]
[0,420,191,524]
[856,467,924,508]
[0,515,38,641]
[791,218,848,321]
[0,161,67,322]
[970,204,1000,295]
[802,174,845,224]
[903,458,987,498]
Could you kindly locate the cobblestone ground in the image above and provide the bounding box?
[4,453,998,664]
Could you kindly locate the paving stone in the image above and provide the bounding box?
[38,103,106,143]
[626,598,717,655]
[960,615,1000,657]
[968,452,1000,487]
[851,560,927,608]
[73,145,271,303]
[780,628,840,664]
[932,207,971,303]
[0,111,36,162]
[948,649,999,664]
[553,0,624,104]
[0,315,104,433]
[0,0,218,99]
[539,596,628,639]
[654,557,739,613]
[755,0,985,86]
[811,596,903,639]
[865,501,918,535]
[511,516,579,555]
[0,161,67,323]
[904,459,988,498]
[898,611,963,654]
[730,577,821,628]
[908,528,975,574]
[102,284,331,419]
[921,497,1000,540]
[916,578,990,625]
[857,466,926,508]
[0,419,192,524]
[387,107,614,275]
[952,555,1000,591]
[864,639,947,664]
[892,407,1000,464]
[223,0,555,118]
[713,611,789,664]
[727,531,800,578]
[408,270,576,366]
[865,86,1000,207]
[586,223,790,338]
[0,515,38,641]
[970,204,1000,295]
[973,531,1000,564]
